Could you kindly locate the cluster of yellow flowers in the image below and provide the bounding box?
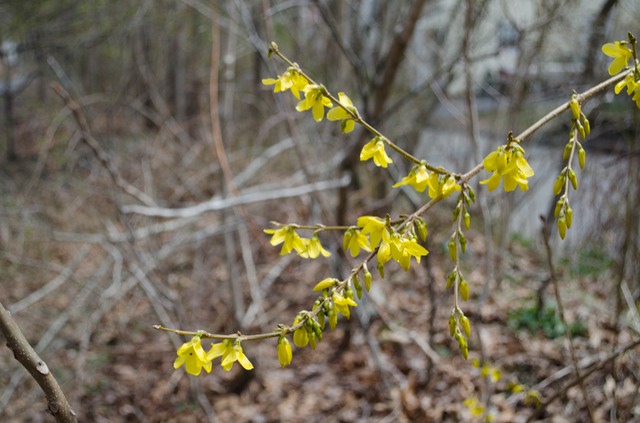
[393,163,461,199]
[174,335,253,376]
[603,37,640,108]
[263,225,331,258]
[264,215,429,274]
[480,138,535,192]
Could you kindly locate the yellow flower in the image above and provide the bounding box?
[378,234,428,271]
[360,136,393,168]
[264,225,306,255]
[296,84,333,121]
[602,41,633,75]
[343,228,371,257]
[393,164,429,192]
[300,234,331,259]
[220,342,254,371]
[615,73,637,95]
[463,397,485,418]
[425,173,461,199]
[174,336,212,376]
[327,92,357,133]
[332,290,357,319]
[277,337,292,368]
[262,67,308,99]
[480,145,534,192]
[357,215,389,248]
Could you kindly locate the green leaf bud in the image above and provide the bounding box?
[377,262,385,279]
[312,299,321,311]
[310,318,323,340]
[352,275,363,299]
[467,186,476,203]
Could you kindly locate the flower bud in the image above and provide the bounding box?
[464,211,471,230]
[277,337,292,368]
[461,343,469,360]
[377,262,385,279]
[570,97,581,120]
[446,270,456,289]
[310,319,323,340]
[317,309,326,330]
[467,186,476,203]
[448,237,457,262]
[293,326,309,348]
[578,147,586,169]
[328,306,338,331]
[415,218,428,242]
[568,169,578,190]
[577,121,586,140]
[554,198,564,218]
[449,314,457,337]
[460,279,470,301]
[553,174,565,196]
[557,216,567,239]
[563,143,572,161]
[363,267,372,291]
[459,314,471,337]
[566,207,573,228]
[582,115,590,136]
[452,203,461,221]
[313,278,338,292]
[459,231,467,254]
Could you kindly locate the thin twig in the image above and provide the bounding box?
[50,82,155,207]
[539,216,596,422]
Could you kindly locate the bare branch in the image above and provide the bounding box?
[0,301,77,422]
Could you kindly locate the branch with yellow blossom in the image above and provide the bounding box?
[159,35,639,374]
[266,42,453,176]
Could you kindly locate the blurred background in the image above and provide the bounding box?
[1,0,639,421]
